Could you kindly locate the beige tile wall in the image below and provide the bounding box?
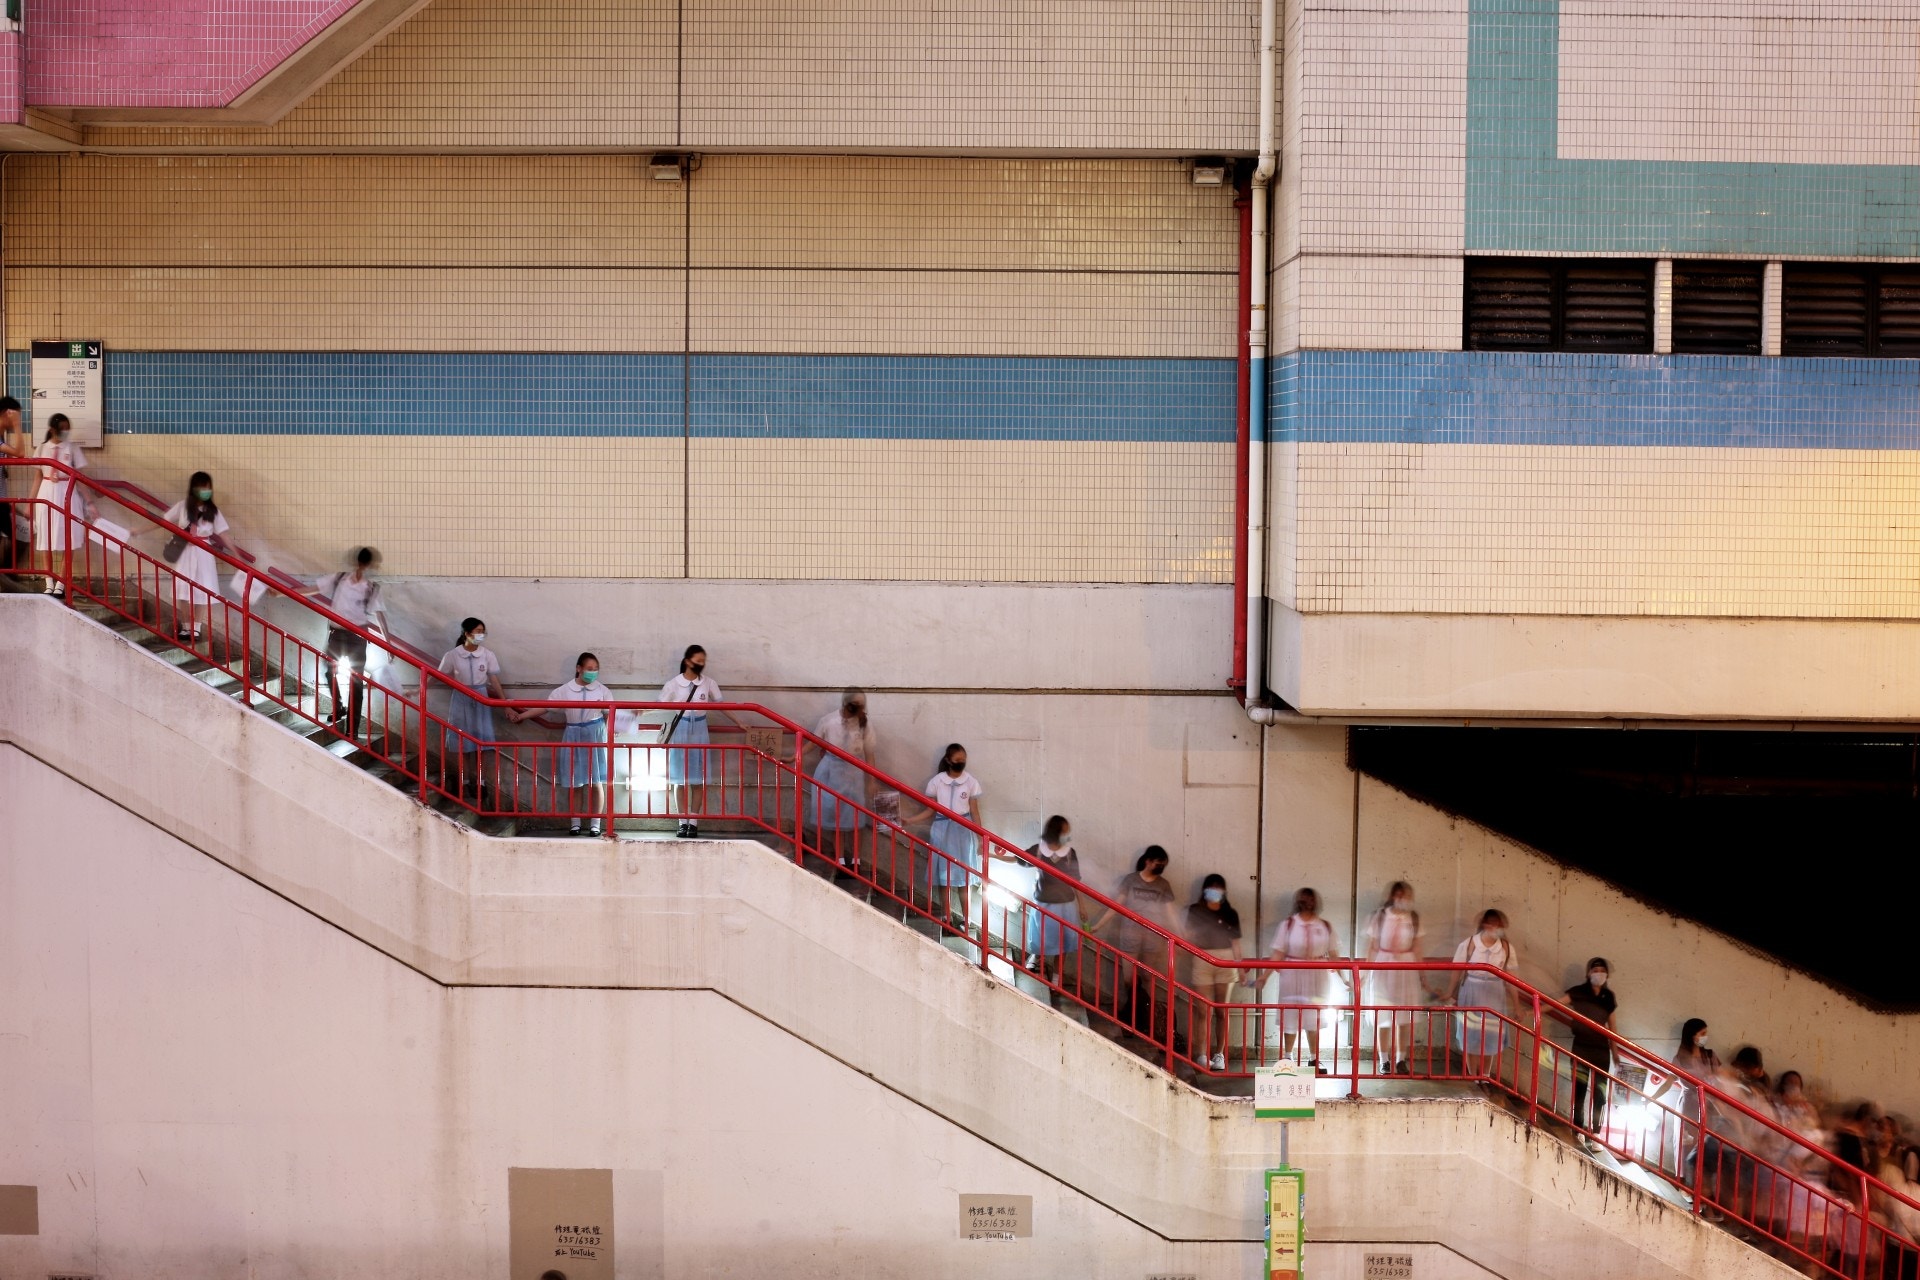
[80,0,1255,152]
[10,153,1239,583]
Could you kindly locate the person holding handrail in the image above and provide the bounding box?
[161,469,229,643]
[1447,908,1516,1085]
[1270,887,1344,1075]
[1085,846,1178,1045]
[660,644,737,839]
[436,617,504,803]
[1184,872,1245,1072]
[1563,957,1618,1142]
[1022,815,1087,1012]
[509,652,612,837]
[1363,880,1426,1075]
[316,546,390,739]
[0,396,30,569]
[802,687,876,874]
[31,414,91,598]
[897,743,986,934]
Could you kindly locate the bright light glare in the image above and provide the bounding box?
[983,882,1025,914]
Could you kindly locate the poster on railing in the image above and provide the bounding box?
[30,341,104,448]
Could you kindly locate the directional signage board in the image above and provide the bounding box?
[31,340,104,447]
[1255,1060,1316,1120]
[1265,1167,1306,1280]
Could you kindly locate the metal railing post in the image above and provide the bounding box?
[1349,960,1362,1099]
[417,681,431,804]
[1692,1087,1709,1216]
[976,841,992,974]
[1164,944,1179,1074]
[603,711,616,838]
[237,572,253,703]
[1526,990,1543,1127]
[1857,1172,1872,1280]
[791,734,806,865]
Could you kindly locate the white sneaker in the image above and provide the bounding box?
[1209,1052,1226,1071]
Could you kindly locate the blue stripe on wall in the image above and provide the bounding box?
[1271,350,1920,450]
[1466,0,1920,257]
[6,351,1236,444]
[690,354,1235,443]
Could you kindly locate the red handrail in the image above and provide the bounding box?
[7,455,1916,1278]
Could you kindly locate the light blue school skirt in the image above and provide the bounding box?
[1024,898,1081,957]
[667,715,709,784]
[811,752,871,831]
[559,718,607,787]
[928,816,981,887]
[1455,972,1509,1055]
[444,681,494,752]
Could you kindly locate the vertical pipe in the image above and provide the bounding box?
[603,711,616,838]
[1230,189,1252,699]
[1242,0,1278,726]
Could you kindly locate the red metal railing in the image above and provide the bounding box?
[6,455,1916,1278]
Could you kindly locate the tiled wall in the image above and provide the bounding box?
[6,154,1237,583]
[1270,0,1920,622]
[78,0,1254,151]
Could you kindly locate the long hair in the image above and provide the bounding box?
[939,742,966,772]
[1293,886,1320,916]
[1679,1018,1709,1059]
[458,617,485,644]
[1194,872,1240,931]
[841,687,868,727]
[1040,814,1070,846]
[1377,879,1419,933]
[185,470,218,525]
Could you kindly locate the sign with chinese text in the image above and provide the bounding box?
[1363,1251,1414,1279]
[959,1194,1033,1240]
[1255,1060,1316,1119]
[1265,1168,1305,1280]
[30,341,103,448]
[508,1167,615,1280]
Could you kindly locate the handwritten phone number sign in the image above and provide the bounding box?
[959,1194,1034,1240]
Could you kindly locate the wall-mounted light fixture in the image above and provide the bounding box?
[649,153,691,181]
[1190,157,1228,186]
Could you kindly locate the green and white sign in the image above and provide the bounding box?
[1255,1060,1316,1120]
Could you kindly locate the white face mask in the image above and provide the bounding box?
[1204,888,1224,904]
[469,633,485,646]
[1695,1035,1710,1050]
[1589,971,1608,986]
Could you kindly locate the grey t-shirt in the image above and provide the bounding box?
[1110,872,1176,949]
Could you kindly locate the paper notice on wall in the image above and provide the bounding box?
[1364,1251,1415,1279]
[31,341,104,448]
[958,1194,1032,1240]
[509,1168,615,1280]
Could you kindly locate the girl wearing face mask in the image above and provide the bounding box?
[510,652,612,837]
[161,469,231,643]
[914,743,985,931]
[1185,873,1243,1072]
[436,618,505,801]
[1363,881,1426,1075]
[1563,957,1618,1136]
[30,413,92,596]
[1022,815,1086,1010]
[661,644,735,839]
[1648,1018,1718,1178]
[803,688,877,874]
[1448,908,1516,1083]
[1270,888,1344,1074]
[1086,846,1177,1043]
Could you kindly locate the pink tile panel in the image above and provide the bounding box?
[23,0,358,109]
[0,31,20,122]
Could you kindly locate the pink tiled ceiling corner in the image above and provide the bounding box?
[23,0,359,108]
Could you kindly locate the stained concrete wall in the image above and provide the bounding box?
[0,595,1807,1278]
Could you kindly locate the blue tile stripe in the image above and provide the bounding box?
[1271,350,1920,450]
[1466,0,1920,257]
[5,351,1237,444]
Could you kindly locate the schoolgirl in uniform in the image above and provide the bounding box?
[660,644,735,838]
[510,652,613,837]
[31,414,91,596]
[436,618,504,801]
[161,470,230,642]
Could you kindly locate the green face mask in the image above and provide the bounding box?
[193,488,212,501]
[579,670,599,684]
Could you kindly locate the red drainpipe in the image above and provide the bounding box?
[1230,182,1252,702]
